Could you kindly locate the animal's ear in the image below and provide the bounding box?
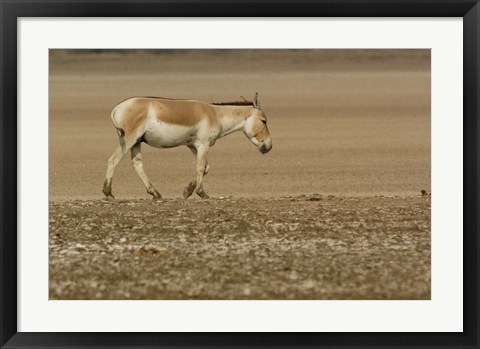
[253,92,260,110]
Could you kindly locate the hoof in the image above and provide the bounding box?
[150,190,162,200]
[102,179,113,198]
[104,194,115,201]
[183,188,192,200]
[183,182,196,199]
[196,190,209,199]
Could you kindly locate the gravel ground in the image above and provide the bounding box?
[49,195,431,300]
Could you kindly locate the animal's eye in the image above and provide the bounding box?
[261,119,267,125]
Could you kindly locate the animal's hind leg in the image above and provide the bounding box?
[103,134,138,199]
[131,142,162,200]
[103,144,130,199]
[183,145,210,199]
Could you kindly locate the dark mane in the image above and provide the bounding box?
[211,101,254,106]
[121,96,255,106]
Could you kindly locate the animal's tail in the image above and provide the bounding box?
[111,107,126,153]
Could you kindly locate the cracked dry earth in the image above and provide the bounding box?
[49,195,431,300]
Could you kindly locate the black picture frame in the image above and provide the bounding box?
[1,1,479,348]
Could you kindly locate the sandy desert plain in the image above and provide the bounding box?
[49,50,431,299]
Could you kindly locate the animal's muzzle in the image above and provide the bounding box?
[259,143,272,154]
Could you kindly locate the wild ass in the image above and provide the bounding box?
[102,93,272,200]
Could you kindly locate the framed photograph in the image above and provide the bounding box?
[1,0,479,348]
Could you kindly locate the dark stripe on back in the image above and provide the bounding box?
[211,101,254,106]
[117,96,254,107]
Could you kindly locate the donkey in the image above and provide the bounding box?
[102,93,272,200]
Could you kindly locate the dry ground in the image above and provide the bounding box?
[49,195,430,300]
[49,50,431,299]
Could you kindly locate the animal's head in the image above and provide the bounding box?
[243,93,272,154]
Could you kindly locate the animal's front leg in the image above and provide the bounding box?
[183,145,210,199]
[194,145,210,199]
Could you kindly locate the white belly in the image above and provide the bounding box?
[143,119,196,148]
